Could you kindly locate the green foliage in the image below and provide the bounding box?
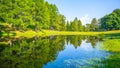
[69,17,83,31]
[66,21,70,31]
[85,18,99,32]
[90,18,99,31]
[78,20,82,31]
[0,0,66,31]
[70,19,78,31]
[0,0,119,32]
[99,9,120,31]
[86,24,91,31]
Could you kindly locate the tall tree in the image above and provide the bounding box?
[90,18,99,31]
[78,20,82,31]
[66,21,70,31]
[59,14,66,31]
[86,24,91,31]
[49,4,59,30]
[70,17,78,31]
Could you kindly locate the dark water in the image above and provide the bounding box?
[0,35,120,68]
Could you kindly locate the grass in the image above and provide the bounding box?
[1,30,120,38]
[43,30,120,36]
[100,39,120,52]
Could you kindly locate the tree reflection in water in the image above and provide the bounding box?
[0,35,120,68]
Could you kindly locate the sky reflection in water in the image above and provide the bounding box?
[44,40,110,68]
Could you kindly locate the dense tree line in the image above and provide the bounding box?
[66,17,83,31]
[66,8,120,31]
[85,18,99,31]
[99,9,120,31]
[66,17,98,32]
[0,0,119,32]
[0,0,66,31]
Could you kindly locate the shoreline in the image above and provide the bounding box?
[1,30,120,38]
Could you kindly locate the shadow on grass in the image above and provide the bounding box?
[104,33,120,39]
[98,33,120,39]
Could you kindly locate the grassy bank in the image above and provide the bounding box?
[1,30,120,38]
[101,39,120,52]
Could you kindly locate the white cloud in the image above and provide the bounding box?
[80,15,92,25]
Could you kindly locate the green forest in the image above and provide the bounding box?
[0,0,120,34]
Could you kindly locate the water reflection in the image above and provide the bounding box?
[0,36,65,68]
[44,40,110,68]
[0,35,120,68]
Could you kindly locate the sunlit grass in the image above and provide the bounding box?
[42,30,120,36]
[0,30,120,37]
[13,30,43,38]
[101,39,120,52]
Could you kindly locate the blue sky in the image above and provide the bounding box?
[46,0,120,25]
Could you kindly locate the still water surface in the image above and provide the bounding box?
[0,35,120,68]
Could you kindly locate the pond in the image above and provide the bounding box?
[0,35,120,68]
